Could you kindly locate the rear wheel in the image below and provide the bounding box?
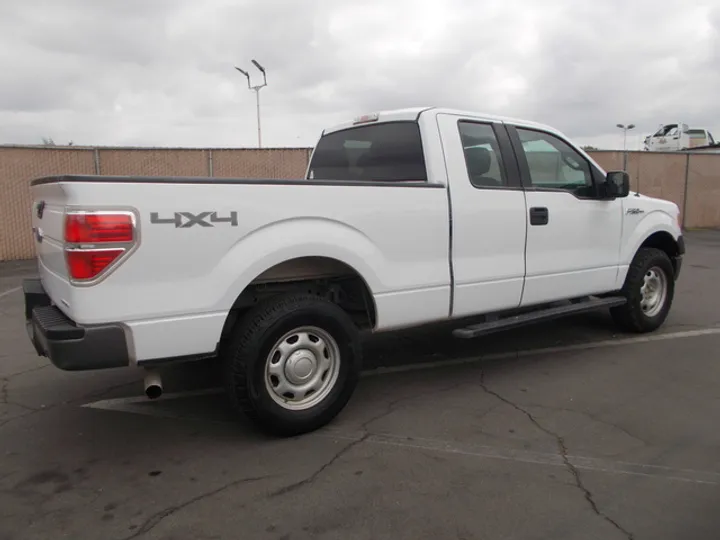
[611,247,675,333]
[222,294,361,436]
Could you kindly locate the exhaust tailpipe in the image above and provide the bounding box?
[144,370,163,399]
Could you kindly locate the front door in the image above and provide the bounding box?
[507,125,623,306]
[651,124,680,151]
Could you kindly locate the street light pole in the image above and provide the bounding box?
[235,59,268,148]
[616,123,636,171]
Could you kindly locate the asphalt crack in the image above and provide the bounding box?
[269,378,471,499]
[0,365,62,429]
[0,366,139,432]
[269,433,370,498]
[267,395,404,499]
[1,364,50,404]
[362,378,473,430]
[79,379,142,403]
[2,364,51,379]
[120,474,272,540]
[0,375,41,423]
[520,403,647,448]
[479,370,634,540]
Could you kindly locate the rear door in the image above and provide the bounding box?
[507,125,622,306]
[437,113,528,317]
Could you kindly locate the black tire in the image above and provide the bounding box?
[610,247,675,333]
[222,294,361,437]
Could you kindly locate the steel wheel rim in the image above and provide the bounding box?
[640,266,668,317]
[264,326,341,411]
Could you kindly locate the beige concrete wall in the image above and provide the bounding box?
[590,151,691,226]
[684,154,720,229]
[588,151,625,178]
[0,147,96,261]
[628,152,689,226]
[1,146,718,261]
[98,149,209,177]
[212,148,312,179]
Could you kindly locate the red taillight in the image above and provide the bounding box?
[66,249,125,280]
[65,213,134,243]
[63,211,136,282]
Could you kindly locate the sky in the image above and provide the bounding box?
[0,0,718,150]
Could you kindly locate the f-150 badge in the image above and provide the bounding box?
[150,212,238,228]
[626,208,645,215]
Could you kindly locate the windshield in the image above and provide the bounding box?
[307,122,427,182]
[653,124,678,137]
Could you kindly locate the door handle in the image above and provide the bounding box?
[529,207,549,226]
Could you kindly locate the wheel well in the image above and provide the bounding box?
[220,257,377,342]
[639,231,680,270]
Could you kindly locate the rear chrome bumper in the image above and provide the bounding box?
[23,279,130,371]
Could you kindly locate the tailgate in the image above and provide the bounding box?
[31,182,72,312]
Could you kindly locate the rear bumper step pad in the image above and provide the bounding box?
[23,279,130,371]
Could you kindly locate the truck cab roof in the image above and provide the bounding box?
[322,107,561,137]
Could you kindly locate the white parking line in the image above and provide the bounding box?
[321,430,720,486]
[0,286,20,301]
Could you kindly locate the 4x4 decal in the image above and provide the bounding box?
[150,212,238,228]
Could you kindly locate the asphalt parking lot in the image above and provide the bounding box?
[2,230,720,540]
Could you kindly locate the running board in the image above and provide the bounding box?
[452,296,627,339]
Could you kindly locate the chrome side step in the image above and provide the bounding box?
[452,296,627,339]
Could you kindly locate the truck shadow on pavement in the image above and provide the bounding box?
[78,309,625,434]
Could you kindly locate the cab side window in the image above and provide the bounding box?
[516,128,594,197]
[458,122,508,188]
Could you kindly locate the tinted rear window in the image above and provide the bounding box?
[307,122,427,182]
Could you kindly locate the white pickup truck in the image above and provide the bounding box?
[24,107,684,436]
[643,122,717,151]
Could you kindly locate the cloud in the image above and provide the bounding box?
[0,0,718,149]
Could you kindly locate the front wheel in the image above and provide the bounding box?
[222,294,362,437]
[611,247,675,333]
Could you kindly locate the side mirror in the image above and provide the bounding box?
[605,171,630,198]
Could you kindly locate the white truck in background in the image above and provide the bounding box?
[643,122,717,151]
[24,107,684,436]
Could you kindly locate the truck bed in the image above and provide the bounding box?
[30,175,452,361]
